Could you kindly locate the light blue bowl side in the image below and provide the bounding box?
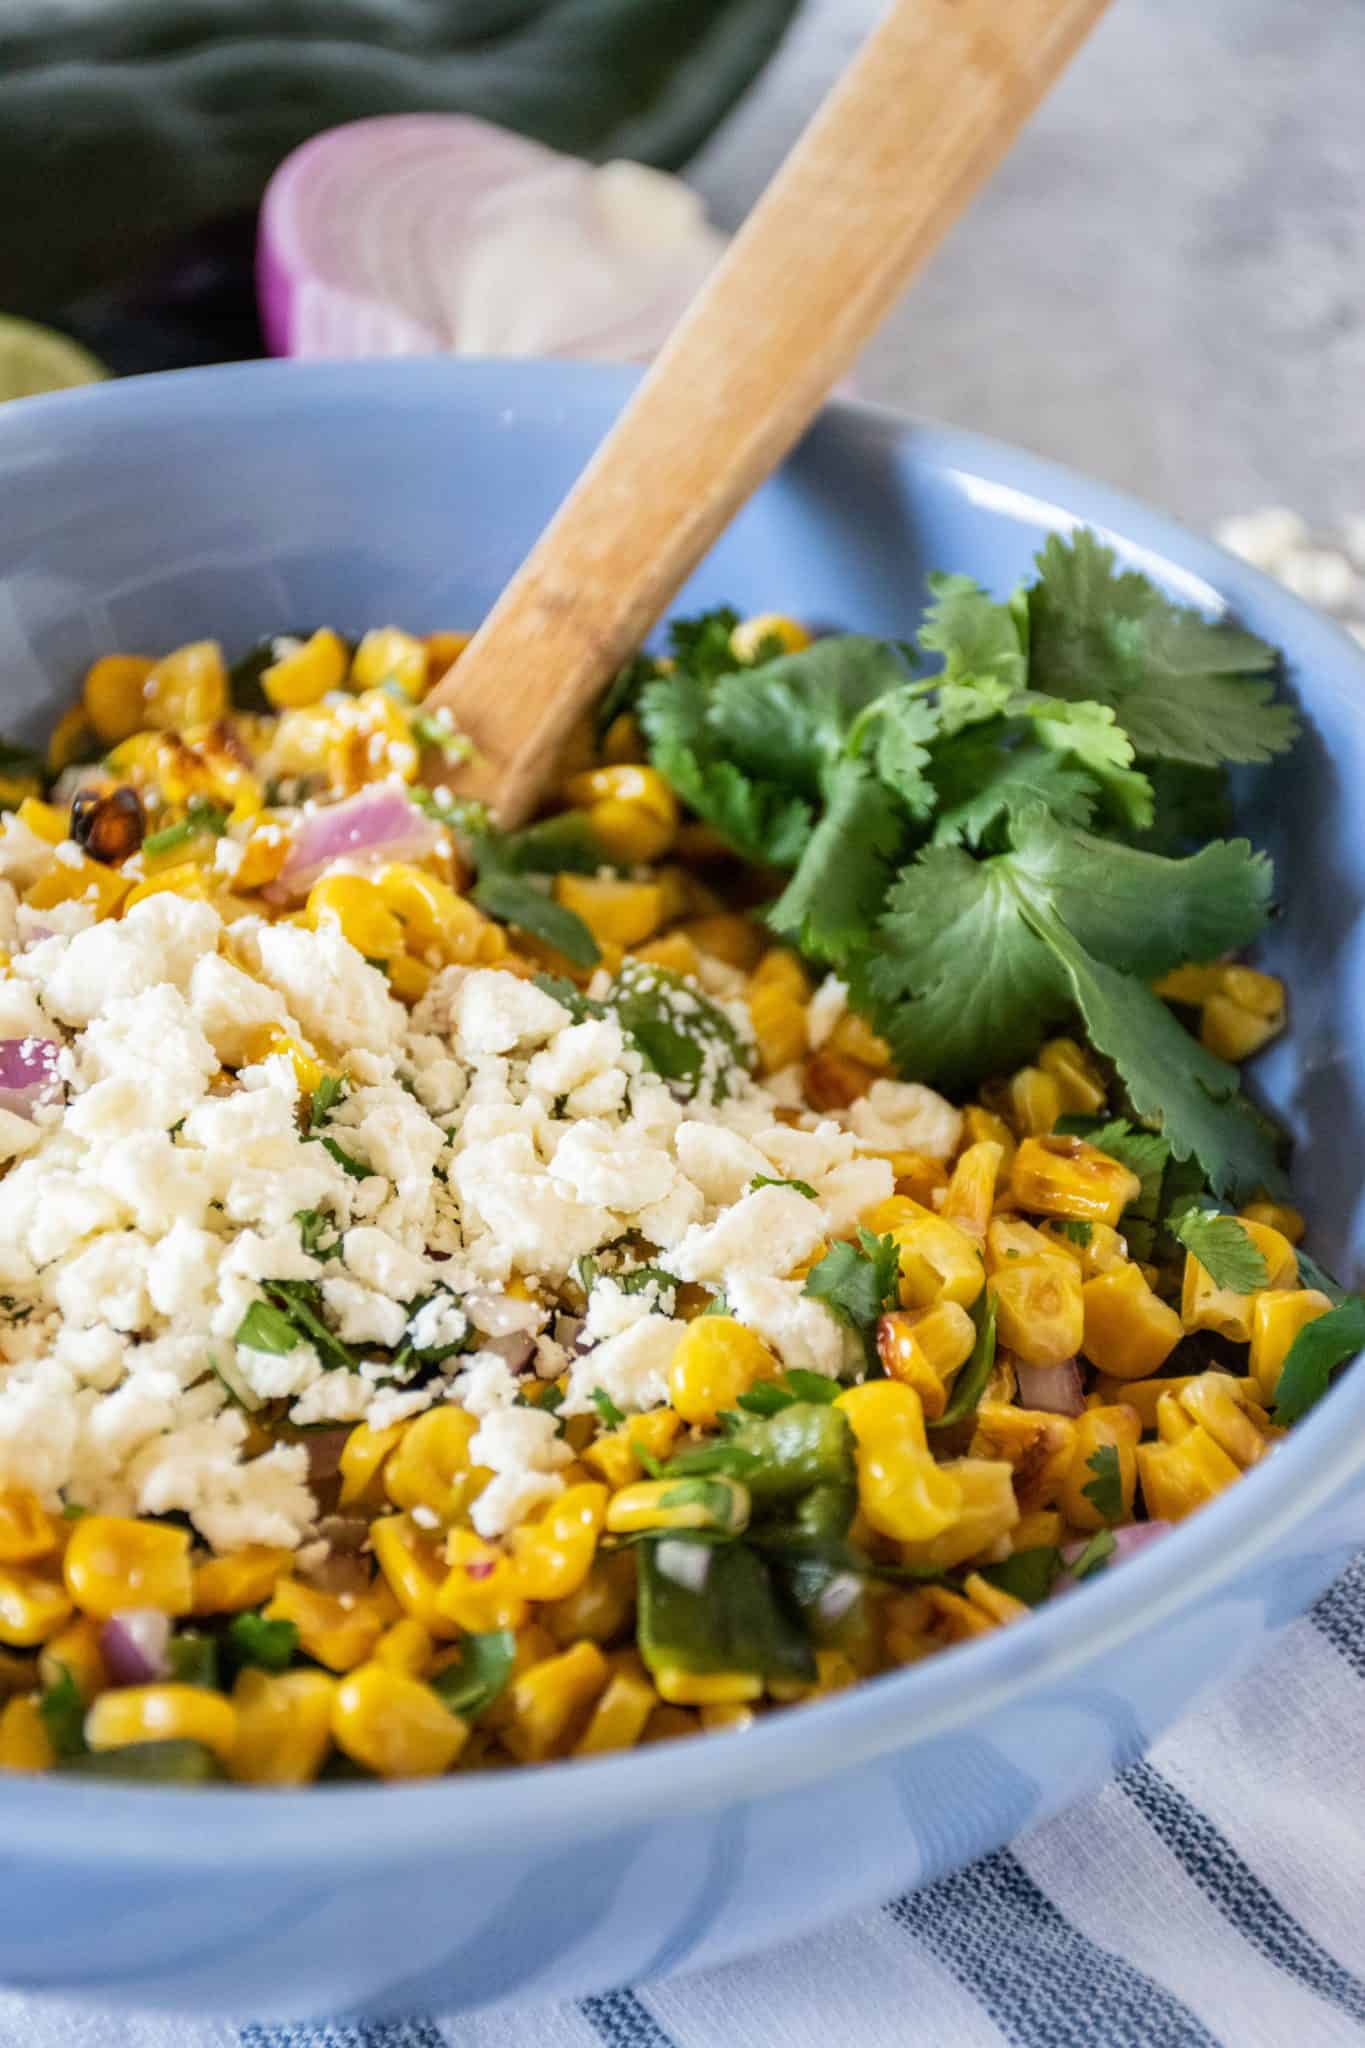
[0,360,1362,2019]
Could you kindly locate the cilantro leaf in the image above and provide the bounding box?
[1083,1120,1171,1214]
[295,1207,343,1263]
[750,1174,818,1200]
[931,1288,997,1429]
[667,606,743,681]
[930,730,1098,846]
[609,959,751,1100]
[706,636,911,797]
[1069,1528,1118,1581]
[1273,1296,1365,1423]
[918,572,1027,694]
[471,871,600,968]
[1081,1443,1124,1523]
[309,1074,347,1128]
[1028,530,1298,767]
[235,1298,300,1355]
[1060,1220,1093,1246]
[474,812,604,877]
[766,759,906,965]
[1170,1209,1269,1292]
[979,1546,1063,1606]
[39,1665,88,1760]
[430,1629,517,1720]
[589,1388,626,1429]
[228,1613,298,1673]
[660,1444,762,1481]
[872,691,939,816]
[803,1229,901,1343]
[640,670,812,867]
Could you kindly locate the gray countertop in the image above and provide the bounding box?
[691,0,1365,535]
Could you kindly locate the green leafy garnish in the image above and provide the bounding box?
[610,958,752,1100]
[38,1665,88,1760]
[661,1444,761,1481]
[476,812,605,877]
[308,1074,347,1127]
[803,1229,901,1346]
[931,1288,998,1430]
[319,1134,371,1181]
[750,1174,817,1200]
[978,1546,1063,1607]
[167,1632,219,1689]
[735,1367,841,1416]
[227,1612,299,1673]
[0,734,46,784]
[234,1298,300,1355]
[409,712,470,759]
[1080,1443,1124,1524]
[1060,1220,1093,1247]
[471,870,600,968]
[1171,1209,1269,1292]
[1273,1296,1365,1424]
[295,1207,343,1262]
[236,1281,356,1372]
[430,1629,517,1720]
[1069,1528,1118,1582]
[589,1388,626,1429]
[141,799,229,857]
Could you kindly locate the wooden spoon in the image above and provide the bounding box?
[426,0,1109,826]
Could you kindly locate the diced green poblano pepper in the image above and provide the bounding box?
[726,1402,855,1502]
[636,1539,815,1686]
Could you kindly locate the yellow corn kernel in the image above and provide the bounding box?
[502,1641,610,1761]
[261,628,349,709]
[601,710,645,764]
[676,912,764,971]
[141,641,229,731]
[1011,1508,1064,1551]
[668,1316,779,1426]
[1240,1200,1305,1246]
[582,1407,683,1489]
[1006,1066,1062,1137]
[267,702,335,776]
[87,1682,238,1764]
[562,765,679,863]
[1178,1371,1266,1468]
[1137,1427,1240,1522]
[963,1104,1017,1171]
[264,1578,391,1672]
[305,873,405,961]
[970,1402,1078,1513]
[1011,1135,1143,1228]
[122,861,217,912]
[437,1530,529,1634]
[1200,993,1283,1062]
[383,1406,486,1526]
[373,1616,435,1679]
[338,1419,407,1508]
[1044,1219,1128,1277]
[555,873,665,949]
[370,1515,462,1639]
[730,612,812,661]
[509,1483,608,1601]
[48,706,96,774]
[25,849,133,919]
[423,630,473,684]
[38,1616,107,1701]
[63,1515,192,1620]
[572,1669,658,1756]
[328,688,420,789]
[827,1010,893,1071]
[1217,964,1284,1017]
[632,931,703,979]
[866,1196,985,1310]
[230,1667,337,1785]
[654,1665,764,1707]
[992,1256,1085,1367]
[15,796,68,845]
[699,1702,757,1732]
[922,1584,996,1644]
[83,654,156,745]
[371,863,462,961]
[0,1489,56,1565]
[387,952,433,1003]
[544,1551,637,1647]
[881,1587,937,1666]
[350,626,428,699]
[876,1303,977,1418]
[748,980,809,1074]
[898,1457,1019,1571]
[605,1476,750,1536]
[332,1663,466,1778]
[192,1544,291,1615]
[985,1214,1063,1269]
[0,1696,54,1773]
[1248,1288,1332,1402]
[1181,1219,1298,1340]
[1155,1388,1195,1444]
[1038,1037,1108,1114]
[1155,962,1223,1004]
[1059,1404,1141,1530]
[837,1380,962,1543]
[962,1572,1031,1628]
[941,1140,1004,1242]
[1081,1261,1184,1379]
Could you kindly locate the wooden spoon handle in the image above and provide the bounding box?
[430,0,1109,825]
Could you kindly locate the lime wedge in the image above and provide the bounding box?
[0,316,107,403]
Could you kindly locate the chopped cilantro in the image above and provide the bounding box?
[1080,1443,1124,1523]
[802,1229,901,1346]
[736,1381,792,1418]
[167,1632,219,1689]
[234,1298,300,1355]
[409,712,471,759]
[308,1074,347,1127]
[228,1612,299,1673]
[141,800,229,857]
[589,1388,626,1429]
[617,1265,677,1298]
[750,1174,817,1200]
[471,870,600,967]
[237,1281,356,1372]
[295,1207,343,1262]
[319,1134,371,1181]
[931,1288,997,1430]
[430,1629,517,1720]
[1273,1296,1365,1424]
[661,1443,761,1481]
[1171,1209,1269,1292]
[978,1546,1062,1607]
[38,1665,88,1760]
[1060,1220,1094,1247]
[1069,1528,1118,1582]
[60,1501,88,1520]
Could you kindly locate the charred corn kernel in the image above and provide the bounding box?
[555,873,665,949]
[889,1152,951,1205]
[881,1587,937,1666]
[141,641,228,730]
[328,688,420,789]
[679,912,766,971]
[962,1572,1031,1627]
[0,773,38,812]
[572,1669,658,1755]
[38,1616,107,1701]
[15,796,67,845]
[383,1405,487,1526]
[437,1530,529,1633]
[63,1515,191,1619]
[261,627,349,708]
[83,654,156,744]
[264,1578,390,1672]
[838,1380,962,1542]
[699,1701,757,1732]
[632,930,703,978]
[268,702,335,775]
[1011,1135,1143,1228]
[606,1476,750,1536]
[962,1104,1017,1170]
[1154,962,1223,1004]
[876,1303,977,1417]
[1178,1371,1266,1468]
[1006,1066,1062,1137]
[350,626,427,699]
[87,1683,237,1763]
[502,1642,611,1761]
[1249,1288,1333,1401]
[26,849,133,919]
[748,980,809,1074]
[562,765,679,862]
[339,1421,407,1509]
[1046,1220,1128,1277]
[1038,1037,1108,1114]
[970,1402,1078,1513]
[1181,1218,1298,1340]
[230,1668,337,1785]
[1093,1372,1197,1429]
[0,1650,37,1699]
[1137,1427,1239,1521]
[654,1666,763,1708]
[1012,1508,1064,1551]
[730,612,812,661]
[803,1047,880,1111]
[923,1584,996,1644]
[827,1010,893,1070]
[1060,1405,1141,1529]
[1201,993,1282,1061]
[600,709,645,764]
[1155,1388,1195,1444]
[305,873,405,959]
[509,1483,608,1600]
[941,1141,1004,1242]
[1081,1261,1184,1379]
[424,630,473,682]
[371,1515,462,1638]
[48,706,96,773]
[0,1696,54,1773]
[333,1663,466,1777]
[373,1616,435,1678]
[373,863,464,961]
[0,1490,56,1565]
[544,1550,637,1647]
[993,1256,1084,1367]
[191,1544,291,1615]
[750,946,811,998]
[582,1408,683,1489]
[866,1196,985,1310]
[899,1458,1019,1571]
[669,1316,781,1425]
[229,819,293,891]
[1240,1200,1305,1245]
[985,1214,1064,1269]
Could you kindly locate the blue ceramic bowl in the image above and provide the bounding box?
[1,360,1362,2023]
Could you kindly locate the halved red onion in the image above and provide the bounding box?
[273,784,444,900]
[0,1038,60,1120]
[99,1609,171,1685]
[1052,1521,1172,1596]
[1015,1359,1085,1417]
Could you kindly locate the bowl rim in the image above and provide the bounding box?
[2,354,1363,1864]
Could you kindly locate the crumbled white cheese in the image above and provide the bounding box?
[188,953,292,1067]
[319,1275,409,1349]
[450,1351,521,1417]
[725,1272,856,1380]
[562,1312,685,1417]
[806,975,849,1049]
[845,1079,963,1161]
[665,1183,829,1287]
[467,1405,572,1537]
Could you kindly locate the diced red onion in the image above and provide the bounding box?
[814,1571,863,1627]
[655,1540,712,1593]
[257,115,723,365]
[553,1314,587,1353]
[1052,1521,1172,1597]
[99,1609,171,1685]
[273,784,444,900]
[1015,1359,1085,1417]
[303,1429,351,1486]
[0,1038,60,1120]
[465,1292,543,1338]
[476,1332,537,1375]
